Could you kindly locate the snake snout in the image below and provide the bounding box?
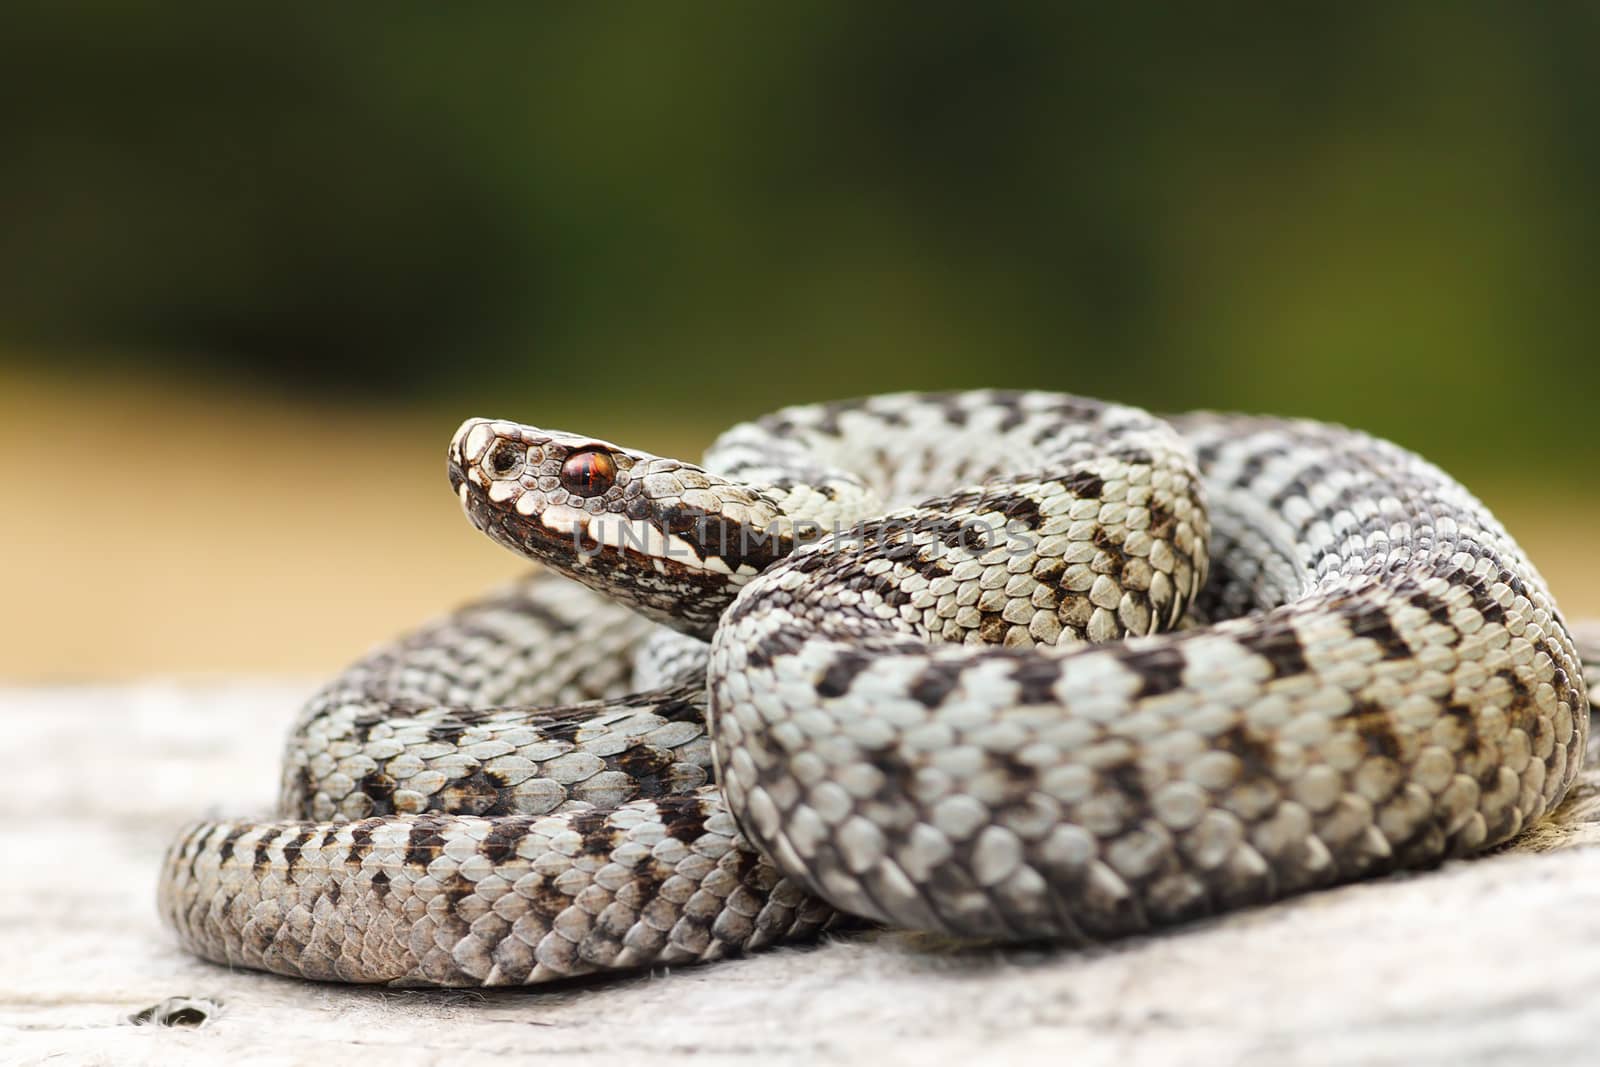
[448,418,498,488]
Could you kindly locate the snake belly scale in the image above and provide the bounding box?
[158,391,1594,985]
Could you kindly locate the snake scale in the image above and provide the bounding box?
[159,390,1600,986]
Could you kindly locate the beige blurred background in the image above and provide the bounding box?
[2,6,1597,679]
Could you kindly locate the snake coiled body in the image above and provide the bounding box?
[159,391,1594,985]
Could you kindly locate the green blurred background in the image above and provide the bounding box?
[3,4,1596,678]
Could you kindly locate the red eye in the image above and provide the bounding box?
[560,448,618,496]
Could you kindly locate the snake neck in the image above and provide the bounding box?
[449,394,1213,647]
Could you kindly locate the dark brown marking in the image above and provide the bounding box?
[215,825,248,865]
[252,828,284,872]
[568,809,618,857]
[1267,478,1310,511]
[909,662,964,708]
[1100,761,1153,824]
[1344,701,1402,759]
[536,719,583,743]
[348,710,386,743]
[811,397,872,436]
[977,612,1009,644]
[344,822,375,866]
[359,772,397,811]
[659,796,712,843]
[1442,703,1481,758]
[1214,723,1275,777]
[1407,588,1459,639]
[653,689,707,723]
[1148,502,1177,540]
[817,653,871,698]
[1239,626,1310,680]
[1043,396,1104,422]
[1123,645,1187,699]
[1011,659,1060,705]
[404,818,449,867]
[281,829,315,870]
[183,824,217,886]
[1345,604,1413,660]
[868,572,914,609]
[438,771,501,816]
[988,493,1043,527]
[1062,470,1105,500]
[612,744,675,799]
[747,627,806,671]
[1110,447,1152,468]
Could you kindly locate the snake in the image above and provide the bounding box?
[158,390,1599,986]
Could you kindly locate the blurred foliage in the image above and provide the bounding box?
[2,3,1597,475]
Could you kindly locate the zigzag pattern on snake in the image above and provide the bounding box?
[158,391,1597,986]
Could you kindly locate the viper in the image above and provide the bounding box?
[159,391,1598,985]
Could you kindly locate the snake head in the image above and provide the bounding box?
[449,418,795,636]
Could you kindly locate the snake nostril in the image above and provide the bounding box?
[486,440,526,479]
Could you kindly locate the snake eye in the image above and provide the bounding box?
[560,448,617,496]
[485,440,525,478]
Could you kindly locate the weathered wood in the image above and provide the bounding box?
[4,681,1600,1067]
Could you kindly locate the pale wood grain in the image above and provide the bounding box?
[5,681,1600,1067]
